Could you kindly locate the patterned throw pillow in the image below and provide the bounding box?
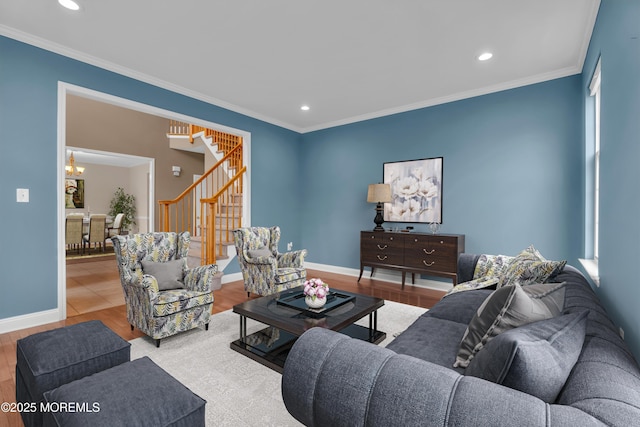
[497,245,566,289]
[446,276,500,297]
[453,282,567,368]
[473,254,515,279]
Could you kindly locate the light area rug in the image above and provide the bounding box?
[130,300,426,426]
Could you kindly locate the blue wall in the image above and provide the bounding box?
[581,0,640,359]
[300,77,584,271]
[0,36,301,318]
[2,0,640,361]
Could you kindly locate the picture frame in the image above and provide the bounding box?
[65,178,85,209]
[383,157,443,224]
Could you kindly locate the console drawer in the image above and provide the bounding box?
[404,235,458,271]
[361,232,404,265]
[359,231,465,287]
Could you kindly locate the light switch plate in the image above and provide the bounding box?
[17,188,29,203]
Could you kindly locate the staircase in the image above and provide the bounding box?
[159,121,246,270]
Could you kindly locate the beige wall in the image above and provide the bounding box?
[65,95,205,229]
[64,163,130,217]
[64,162,150,233]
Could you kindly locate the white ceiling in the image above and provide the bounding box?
[1,1,600,133]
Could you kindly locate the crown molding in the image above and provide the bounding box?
[299,66,582,134]
[2,10,597,136]
[0,25,304,133]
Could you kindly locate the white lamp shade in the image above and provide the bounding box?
[367,184,392,203]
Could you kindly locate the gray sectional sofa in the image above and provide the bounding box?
[281,254,640,426]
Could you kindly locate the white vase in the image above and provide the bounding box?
[305,295,326,309]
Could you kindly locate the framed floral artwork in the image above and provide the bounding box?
[65,178,85,209]
[383,157,443,224]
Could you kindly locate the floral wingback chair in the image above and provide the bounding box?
[233,226,307,296]
[111,232,218,347]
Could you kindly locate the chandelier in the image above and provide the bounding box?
[65,152,85,176]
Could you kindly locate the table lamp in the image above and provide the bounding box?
[367,183,392,231]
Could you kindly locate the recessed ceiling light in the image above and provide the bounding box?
[300,105,310,111]
[478,52,493,61]
[58,0,80,11]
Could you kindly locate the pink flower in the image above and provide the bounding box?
[303,278,329,300]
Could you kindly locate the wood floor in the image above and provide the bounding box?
[0,259,445,427]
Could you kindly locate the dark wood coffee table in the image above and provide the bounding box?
[230,286,386,373]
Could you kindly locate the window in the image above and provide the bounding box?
[589,58,601,261]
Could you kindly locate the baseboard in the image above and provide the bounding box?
[305,262,453,292]
[220,262,452,292]
[221,272,243,284]
[1,263,447,335]
[0,308,61,334]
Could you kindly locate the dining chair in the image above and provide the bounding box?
[83,214,107,253]
[65,214,84,254]
[107,213,125,238]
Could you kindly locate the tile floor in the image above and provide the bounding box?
[66,256,123,316]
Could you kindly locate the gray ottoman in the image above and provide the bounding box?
[16,320,130,427]
[42,356,206,427]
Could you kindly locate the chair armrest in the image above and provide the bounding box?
[140,274,160,297]
[183,264,219,292]
[119,268,155,291]
[121,271,159,293]
[277,249,307,268]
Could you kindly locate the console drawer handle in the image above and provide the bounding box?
[423,260,435,267]
[423,249,435,254]
[377,244,388,250]
[377,255,388,261]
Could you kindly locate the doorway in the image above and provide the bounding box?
[64,148,153,316]
[57,82,252,320]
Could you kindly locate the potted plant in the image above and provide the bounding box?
[108,187,137,233]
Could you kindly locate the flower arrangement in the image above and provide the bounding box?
[303,278,329,301]
[384,159,443,223]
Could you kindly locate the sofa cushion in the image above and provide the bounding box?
[428,289,494,325]
[386,316,467,373]
[498,245,566,288]
[153,289,214,317]
[454,282,566,368]
[465,310,588,402]
[141,259,184,290]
